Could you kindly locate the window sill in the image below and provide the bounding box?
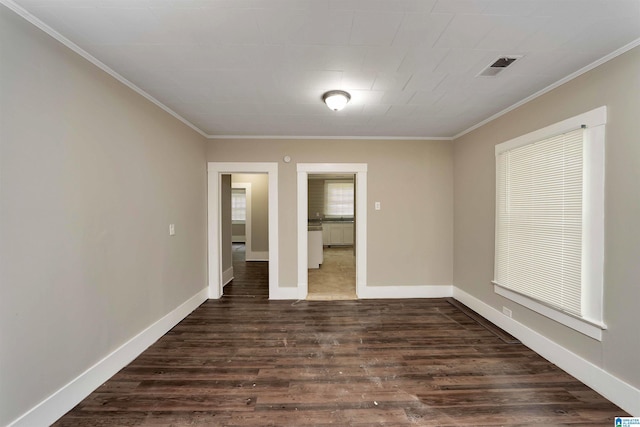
[493,283,606,341]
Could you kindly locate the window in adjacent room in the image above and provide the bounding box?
[324,180,354,217]
[231,188,246,223]
[493,106,607,340]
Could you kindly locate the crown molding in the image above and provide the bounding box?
[1,0,208,138]
[206,134,452,141]
[453,37,640,140]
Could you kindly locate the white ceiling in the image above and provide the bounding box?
[9,0,640,138]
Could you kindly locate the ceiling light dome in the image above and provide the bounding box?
[322,90,351,111]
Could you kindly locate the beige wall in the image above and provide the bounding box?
[0,6,207,426]
[308,178,325,219]
[453,46,640,389]
[232,223,246,241]
[232,173,269,253]
[208,139,454,288]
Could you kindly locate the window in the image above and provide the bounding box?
[324,181,354,217]
[493,107,606,340]
[231,188,246,222]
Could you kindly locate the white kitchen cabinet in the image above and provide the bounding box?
[343,222,354,245]
[308,230,323,268]
[329,226,343,244]
[322,225,331,245]
[323,222,354,246]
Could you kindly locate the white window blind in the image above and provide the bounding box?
[325,181,354,217]
[495,128,584,316]
[232,188,246,222]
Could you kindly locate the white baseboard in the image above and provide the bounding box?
[246,250,268,262]
[8,287,209,427]
[277,284,453,301]
[232,236,245,243]
[358,284,453,299]
[269,285,299,300]
[452,287,640,416]
[222,266,234,287]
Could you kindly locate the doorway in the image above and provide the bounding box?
[217,174,269,298]
[296,163,367,300]
[207,162,279,300]
[307,174,356,300]
[230,175,269,262]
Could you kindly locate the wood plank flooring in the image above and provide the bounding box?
[53,244,628,426]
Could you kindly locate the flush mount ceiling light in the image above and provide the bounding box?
[322,90,351,111]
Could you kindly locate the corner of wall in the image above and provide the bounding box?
[8,288,209,427]
[452,287,640,416]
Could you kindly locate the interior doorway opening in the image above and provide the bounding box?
[297,163,367,300]
[306,173,356,300]
[207,162,279,300]
[219,173,269,297]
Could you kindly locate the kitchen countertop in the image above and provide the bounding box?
[307,219,354,231]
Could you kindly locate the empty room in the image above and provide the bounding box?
[1,1,639,426]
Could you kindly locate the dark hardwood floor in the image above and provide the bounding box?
[54,244,627,426]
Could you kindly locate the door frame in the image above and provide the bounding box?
[208,162,278,299]
[297,163,367,299]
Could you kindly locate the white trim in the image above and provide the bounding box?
[270,286,300,301]
[355,171,367,298]
[0,0,207,139]
[297,163,369,173]
[297,170,309,298]
[207,169,220,299]
[454,38,640,140]
[207,134,452,141]
[296,164,367,300]
[245,251,269,262]
[358,285,452,299]
[207,163,279,300]
[495,106,607,154]
[582,123,606,324]
[494,284,605,341]
[7,288,208,427]
[453,287,640,416]
[222,267,234,287]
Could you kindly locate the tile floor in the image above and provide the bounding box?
[307,246,356,300]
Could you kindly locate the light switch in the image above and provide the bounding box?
[375,202,381,211]
[169,224,175,236]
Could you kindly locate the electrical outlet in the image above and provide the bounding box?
[169,224,175,236]
[502,306,512,318]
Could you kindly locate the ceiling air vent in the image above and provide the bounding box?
[478,55,522,77]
